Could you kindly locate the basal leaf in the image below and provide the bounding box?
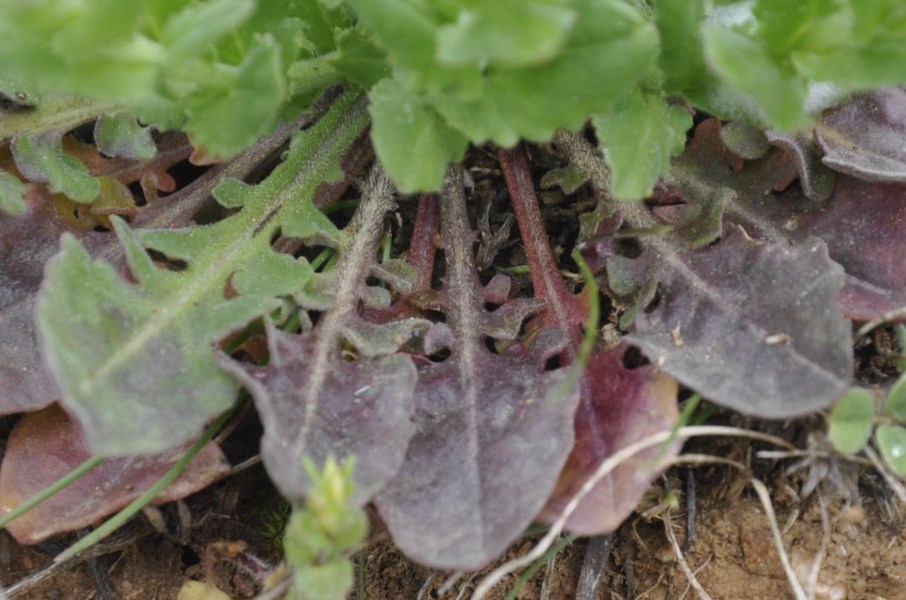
[13,132,100,203]
[677,119,906,322]
[593,89,692,200]
[501,145,680,535]
[537,349,679,535]
[37,92,369,455]
[815,87,906,184]
[828,387,875,454]
[623,227,851,418]
[0,404,228,544]
[375,165,580,569]
[218,167,421,504]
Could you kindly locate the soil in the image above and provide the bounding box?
[4,140,906,599]
[4,433,906,600]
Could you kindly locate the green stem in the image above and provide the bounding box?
[0,455,105,531]
[54,407,234,564]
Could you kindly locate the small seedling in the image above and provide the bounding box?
[829,373,906,476]
[281,456,367,600]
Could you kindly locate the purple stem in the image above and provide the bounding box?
[499,146,584,348]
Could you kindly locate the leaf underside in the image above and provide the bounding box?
[375,166,580,570]
[218,167,421,505]
[624,227,851,418]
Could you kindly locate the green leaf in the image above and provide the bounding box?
[37,91,369,455]
[886,372,906,422]
[160,0,255,61]
[655,0,706,91]
[0,172,27,216]
[94,110,157,161]
[701,23,808,129]
[753,0,841,54]
[434,0,658,145]
[828,388,875,454]
[368,78,468,193]
[182,36,286,156]
[12,132,100,203]
[0,94,113,142]
[593,89,692,199]
[331,27,392,89]
[876,424,906,476]
[436,1,576,67]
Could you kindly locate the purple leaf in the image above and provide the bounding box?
[502,145,679,535]
[0,404,229,544]
[624,227,851,418]
[219,167,420,505]
[794,178,906,320]
[676,119,906,322]
[219,331,417,505]
[375,165,579,569]
[816,87,906,184]
[537,348,678,535]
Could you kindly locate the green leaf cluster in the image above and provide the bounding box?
[829,373,906,475]
[0,0,348,156]
[336,0,659,192]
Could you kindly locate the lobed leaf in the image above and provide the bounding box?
[94,110,157,161]
[501,145,680,535]
[375,165,580,569]
[0,126,194,415]
[815,87,906,184]
[218,167,422,504]
[0,404,228,544]
[593,89,692,200]
[622,227,852,418]
[666,118,906,322]
[12,132,100,203]
[37,92,369,455]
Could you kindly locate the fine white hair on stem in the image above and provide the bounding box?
[470,425,795,600]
